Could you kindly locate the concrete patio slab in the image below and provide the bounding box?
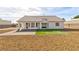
[0,30,35,36]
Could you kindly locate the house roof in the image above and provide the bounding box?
[64,18,79,24]
[17,16,64,22]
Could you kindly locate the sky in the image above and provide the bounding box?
[0,0,79,23]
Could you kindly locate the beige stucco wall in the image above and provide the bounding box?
[64,23,79,29]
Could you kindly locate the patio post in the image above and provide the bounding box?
[35,22,36,28]
[29,22,31,29]
[40,22,42,29]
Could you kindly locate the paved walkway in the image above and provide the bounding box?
[0,30,35,36]
[0,27,16,30]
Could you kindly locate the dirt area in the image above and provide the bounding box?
[0,29,79,51]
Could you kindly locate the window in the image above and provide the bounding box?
[68,24,70,27]
[31,23,35,27]
[26,23,29,27]
[55,23,59,26]
[36,23,39,27]
[26,23,28,26]
[26,23,29,28]
[42,23,47,28]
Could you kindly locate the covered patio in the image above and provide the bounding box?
[18,22,48,30]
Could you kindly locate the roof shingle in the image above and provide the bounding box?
[17,16,64,22]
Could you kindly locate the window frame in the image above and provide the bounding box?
[55,22,60,26]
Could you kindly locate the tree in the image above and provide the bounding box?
[73,15,79,19]
[62,18,65,21]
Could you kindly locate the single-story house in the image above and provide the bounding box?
[17,16,64,31]
[64,18,79,29]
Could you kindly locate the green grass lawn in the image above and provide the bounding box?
[36,29,66,35]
